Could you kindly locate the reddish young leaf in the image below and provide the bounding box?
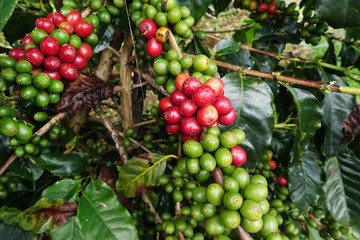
[55,73,115,113]
[342,103,360,143]
[28,202,78,226]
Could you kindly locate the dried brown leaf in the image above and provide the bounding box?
[28,202,77,226]
[342,103,360,143]
[55,73,115,113]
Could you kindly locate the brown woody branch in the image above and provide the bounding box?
[0,112,68,176]
[141,192,162,224]
[130,119,157,128]
[133,67,170,97]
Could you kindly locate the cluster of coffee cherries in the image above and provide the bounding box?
[299,8,329,46]
[154,128,293,239]
[0,174,20,199]
[159,73,236,142]
[83,138,109,165]
[128,0,194,69]
[234,0,299,23]
[10,10,95,83]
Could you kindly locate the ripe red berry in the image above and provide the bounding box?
[146,38,162,57]
[74,20,93,37]
[43,56,61,71]
[25,48,44,67]
[139,19,157,38]
[277,176,287,186]
[22,35,35,47]
[213,96,232,115]
[40,36,60,56]
[268,160,277,170]
[182,77,202,97]
[170,90,187,106]
[10,48,26,61]
[204,77,224,97]
[72,54,87,70]
[192,85,215,108]
[59,63,78,82]
[196,105,219,127]
[257,3,268,13]
[59,21,74,35]
[47,12,66,27]
[35,18,55,34]
[58,44,77,62]
[182,133,199,142]
[163,106,182,124]
[166,124,180,135]
[268,3,276,14]
[66,10,82,26]
[43,70,61,80]
[175,73,189,91]
[78,43,93,59]
[159,97,173,111]
[218,108,236,125]
[180,116,202,136]
[180,99,197,117]
[230,146,247,166]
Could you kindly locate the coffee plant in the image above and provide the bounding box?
[0,0,359,239]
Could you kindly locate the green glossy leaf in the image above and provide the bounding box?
[270,131,294,166]
[307,224,324,240]
[41,179,82,201]
[116,153,175,198]
[213,0,231,14]
[177,0,213,23]
[281,84,323,164]
[220,72,274,168]
[288,146,323,214]
[94,23,115,53]
[78,190,138,240]
[0,199,77,233]
[0,0,17,31]
[9,159,43,185]
[233,23,261,44]
[85,179,116,198]
[320,75,355,159]
[34,153,87,177]
[194,37,211,57]
[50,216,84,240]
[214,38,242,55]
[0,221,34,240]
[323,148,360,225]
[314,0,360,28]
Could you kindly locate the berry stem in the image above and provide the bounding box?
[141,192,163,224]
[130,119,157,128]
[308,212,326,229]
[133,65,170,97]
[0,112,68,176]
[168,30,189,75]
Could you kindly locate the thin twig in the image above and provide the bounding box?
[133,67,170,97]
[130,119,157,128]
[0,112,68,176]
[308,213,326,229]
[107,46,121,58]
[326,34,360,47]
[99,112,129,162]
[168,31,189,75]
[141,192,162,223]
[184,53,360,95]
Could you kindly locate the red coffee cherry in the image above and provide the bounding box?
[43,56,62,71]
[59,21,74,35]
[43,70,61,80]
[78,43,93,59]
[40,36,60,56]
[59,63,78,82]
[25,48,44,67]
[139,19,157,38]
[181,133,199,142]
[47,12,66,27]
[175,73,190,91]
[213,96,232,116]
[182,77,202,97]
[159,97,174,111]
[163,106,182,124]
[22,34,35,47]
[277,176,287,186]
[230,146,247,166]
[196,105,218,127]
[146,38,162,57]
[218,108,236,126]
[257,3,268,13]
[180,116,202,136]
[180,98,197,117]
[58,44,77,62]
[204,77,224,97]
[166,124,180,135]
[72,54,87,70]
[74,20,94,37]
[10,48,26,61]
[192,85,215,108]
[35,18,55,34]
[66,10,82,26]
[170,90,187,106]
